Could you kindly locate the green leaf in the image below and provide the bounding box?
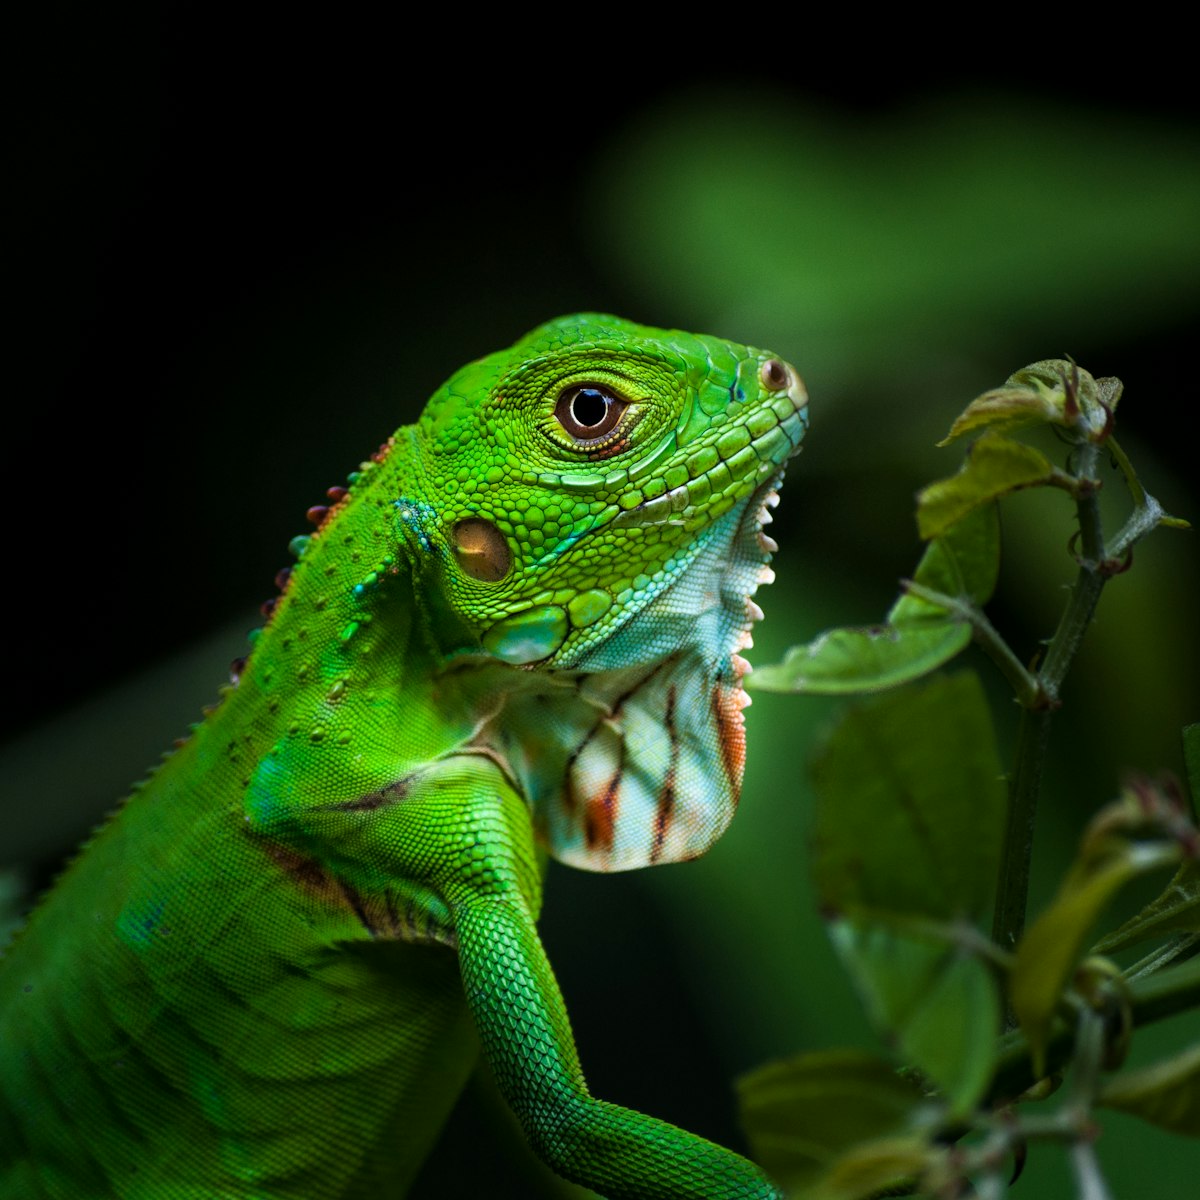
[1008,361,1113,440]
[916,432,1069,540]
[1092,859,1200,955]
[936,384,1063,445]
[899,948,1000,1116]
[810,671,1006,919]
[892,502,1001,620]
[807,672,1006,1114]
[938,361,1113,447]
[738,1049,927,1192]
[1010,851,1140,1075]
[828,923,1001,1116]
[1013,784,1190,1069]
[804,1137,934,1200]
[1098,1043,1200,1136]
[748,621,972,695]
[750,504,999,695]
[1095,376,1124,415]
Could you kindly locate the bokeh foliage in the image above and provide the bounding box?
[588,88,1199,1199]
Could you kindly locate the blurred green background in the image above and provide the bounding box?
[5,11,1198,1197]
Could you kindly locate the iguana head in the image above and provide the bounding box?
[405,312,807,671]
[394,314,807,870]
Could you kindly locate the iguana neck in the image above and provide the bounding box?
[199,440,473,787]
[152,313,810,821]
[193,414,783,875]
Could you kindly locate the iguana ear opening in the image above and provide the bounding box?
[452,519,512,583]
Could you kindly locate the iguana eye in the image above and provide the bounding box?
[554,385,627,442]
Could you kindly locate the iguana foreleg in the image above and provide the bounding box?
[298,755,782,1200]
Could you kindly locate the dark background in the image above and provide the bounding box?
[8,15,1198,730]
[6,10,1199,1197]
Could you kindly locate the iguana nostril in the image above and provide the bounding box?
[759,359,789,391]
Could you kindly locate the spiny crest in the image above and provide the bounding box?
[229,455,390,688]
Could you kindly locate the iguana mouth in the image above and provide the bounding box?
[610,361,807,533]
[724,363,807,685]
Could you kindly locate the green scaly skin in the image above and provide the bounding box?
[0,315,808,1199]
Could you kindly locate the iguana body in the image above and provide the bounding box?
[0,315,808,1199]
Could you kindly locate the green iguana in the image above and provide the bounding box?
[0,314,808,1199]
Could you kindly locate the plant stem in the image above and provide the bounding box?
[991,444,1106,954]
[992,707,1052,952]
[1128,948,1200,1025]
[1123,931,1200,983]
[1109,490,1166,561]
[901,581,1041,704]
[1039,444,1106,701]
[1065,1014,1111,1200]
[1070,1142,1113,1200]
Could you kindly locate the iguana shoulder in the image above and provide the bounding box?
[0,314,808,1199]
